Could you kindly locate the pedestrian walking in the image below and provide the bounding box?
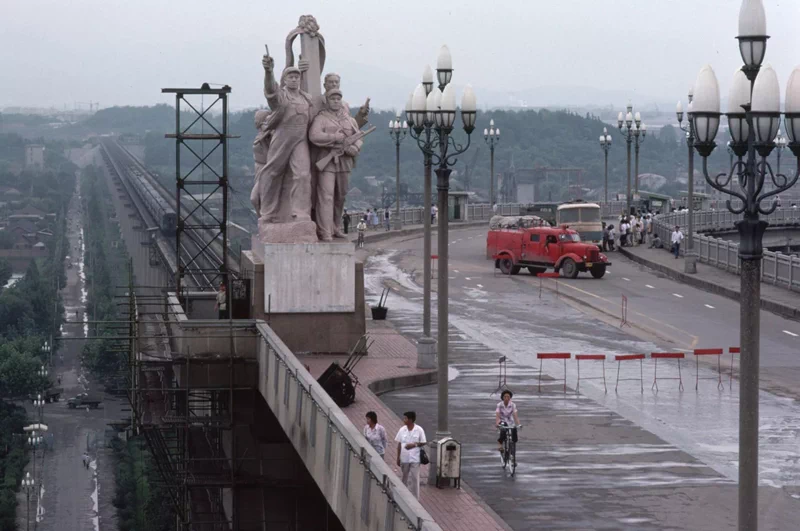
[342,209,350,234]
[363,411,388,460]
[365,209,372,230]
[607,224,616,251]
[431,205,437,224]
[82,452,90,469]
[671,225,684,259]
[601,222,608,252]
[215,281,228,319]
[356,217,367,248]
[384,209,391,231]
[372,209,381,230]
[395,411,426,499]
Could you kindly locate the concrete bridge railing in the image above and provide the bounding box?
[256,322,442,531]
[652,207,800,291]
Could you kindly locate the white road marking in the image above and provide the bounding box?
[622,277,631,281]
[454,270,460,273]
[465,277,471,281]
[645,284,655,289]
[705,304,715,309]
[673,293,684,298]
[783,330,799,337]
[477,284,484,288]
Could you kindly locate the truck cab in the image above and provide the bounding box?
[487,225,611,278]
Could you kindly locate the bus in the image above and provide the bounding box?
[556,201,602,242]
[520,202,559,226]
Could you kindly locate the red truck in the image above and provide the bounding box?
[487,225,611,278]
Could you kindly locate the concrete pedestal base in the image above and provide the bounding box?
[257,242,355,313]
[416,336,437,369]
[392,219,403,231]
[684,251,698,274]
[240,250,366,354]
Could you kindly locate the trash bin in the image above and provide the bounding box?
[435,437,462,488]
[370,306,388,320]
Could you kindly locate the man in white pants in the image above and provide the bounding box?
[395,411,426,499]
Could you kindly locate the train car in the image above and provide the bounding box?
[103,140,177,235]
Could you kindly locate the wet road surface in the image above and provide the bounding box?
[368,227,800,530]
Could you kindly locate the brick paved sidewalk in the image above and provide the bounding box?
[298,321,509,531]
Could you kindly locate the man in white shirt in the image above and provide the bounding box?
[394,411,426,499]
[671,225,684,259]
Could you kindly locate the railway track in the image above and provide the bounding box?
[100,139,238,290]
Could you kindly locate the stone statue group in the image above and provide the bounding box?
[250,15,372,243]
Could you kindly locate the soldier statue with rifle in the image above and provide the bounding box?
[309,89,375,241]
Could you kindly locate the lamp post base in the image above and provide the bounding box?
[392,219,403,231]
[684,251,698,274]
[416,336,437,369]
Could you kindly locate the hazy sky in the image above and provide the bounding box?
[2,0,799,111]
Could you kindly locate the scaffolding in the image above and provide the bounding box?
[162,84,234,302]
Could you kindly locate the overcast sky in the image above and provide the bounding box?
[2,0,799,111]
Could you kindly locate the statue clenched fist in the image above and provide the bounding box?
[262,55,274,73]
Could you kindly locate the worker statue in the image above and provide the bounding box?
[251,14,371,243]
[309,89,374,240]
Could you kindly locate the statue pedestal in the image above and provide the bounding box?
[258,219,318,244]
[253,240,355,313]
[243,240,365,354]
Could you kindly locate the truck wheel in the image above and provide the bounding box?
[561,258,579,279]
[591,265,606,279]
[498,258,514,275]
[510,266,521,275]
[528,266,546,276]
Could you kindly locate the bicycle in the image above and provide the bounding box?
[498,423,521,476]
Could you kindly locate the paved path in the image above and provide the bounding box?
[299,321,509,531]
[364,227,800,530]
[17,172,121,531]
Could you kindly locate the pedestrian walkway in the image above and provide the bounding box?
[298,321,509,531]
[620,244,800,320]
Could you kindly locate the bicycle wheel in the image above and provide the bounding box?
[502,441,509,469]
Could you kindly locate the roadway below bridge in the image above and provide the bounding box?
[361,225,800,530]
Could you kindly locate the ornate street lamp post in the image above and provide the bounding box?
[599,128,612,203]
[774,130,787,189]
[28,431,42,480]
[408,45,476,449]
[616,104,646,213]
[677,89,698,273]
[33,394,44,424]
[405,64,435,354]
[389,114,407,230]
[23,472,34,531]
[689,1,800,527]
[484,119,499,205]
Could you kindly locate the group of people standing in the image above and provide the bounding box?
[601,212,685,259]
[603,212,656,251]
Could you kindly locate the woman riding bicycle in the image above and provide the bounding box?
[495,389,520,455]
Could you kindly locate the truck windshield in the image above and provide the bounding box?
[558,209,580,223]
[559,233,581,242]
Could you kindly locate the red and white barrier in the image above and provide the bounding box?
[518,348,741,394]
[614,354,645,393]
[693,348,724,391]
[729,347,740,389]
[651,352,685,392]
[537,352,570,393]
[575,354,607,393]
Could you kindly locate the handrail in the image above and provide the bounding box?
[255,322,440,531]
[650,207,800,292]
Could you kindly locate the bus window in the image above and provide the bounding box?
[580,208,601,222]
